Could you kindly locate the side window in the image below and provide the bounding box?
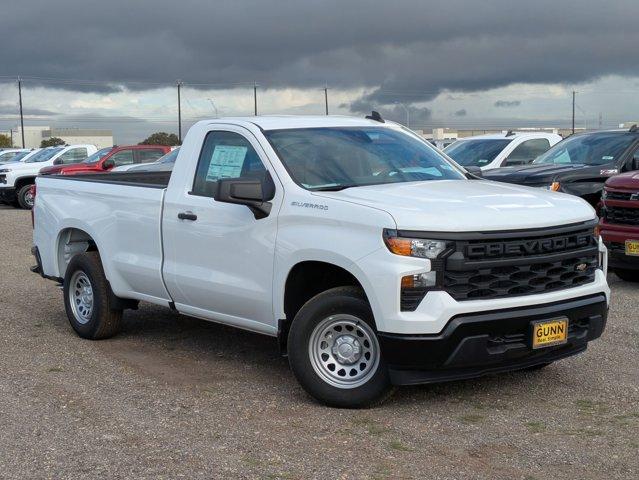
[136,149,167,163]
[58,147,88,164]
[629,148,639,171]
[504,139,551,166]
[192,131,267,198]
[110,150,135,167]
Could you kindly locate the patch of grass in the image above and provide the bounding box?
[34,323,43,328]
[526,421,546,434]
[458,413,485,424]
[560,427,603,438]
[47,366,63,373]
[388,440,413,452]
[574,399,607,415]
[351,417,387,436]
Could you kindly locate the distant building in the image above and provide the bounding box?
[0,126,113,149]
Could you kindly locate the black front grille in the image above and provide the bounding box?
[604,206,639,225]
[440,224,598,301]
[0,174,5,184]
[444,255,598,300]
[605,190,638,201]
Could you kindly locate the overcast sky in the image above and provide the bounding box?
[2,0,639,143]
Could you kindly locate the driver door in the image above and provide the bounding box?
[162,126,282,334]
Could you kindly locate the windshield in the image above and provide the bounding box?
[8,151,31,162]
[264,127,466,190]
[533,133,634,166]
[82,147,113,164]
[158,148,179,164]
[444,139,512,166]
[25,147,64,163]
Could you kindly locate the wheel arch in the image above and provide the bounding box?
[55,226,101,279]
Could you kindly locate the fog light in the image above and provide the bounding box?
[401,272,437,289]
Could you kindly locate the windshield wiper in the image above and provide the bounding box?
[311,184,358,191]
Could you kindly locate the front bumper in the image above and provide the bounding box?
[600,221,639,271]
[0,186,16,203]
[378,293,607,385]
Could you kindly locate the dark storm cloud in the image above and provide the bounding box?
[0,105,56,116]
[2,0,639,108]
[454,109,467,117]
[494,100,521,108]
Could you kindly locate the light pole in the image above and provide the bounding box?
[395,102,410,128]
[208,98,218,117]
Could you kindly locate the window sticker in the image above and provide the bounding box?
[206,145,248,181]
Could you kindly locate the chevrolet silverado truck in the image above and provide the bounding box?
[599,171,639,282]
[32,115,610,407]
[0,144,97,208]
[483,128,639,207]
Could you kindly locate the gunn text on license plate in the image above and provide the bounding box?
[532,318,568,349]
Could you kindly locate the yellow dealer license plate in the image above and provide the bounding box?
[532,318,568,349]
[625,240,639,256]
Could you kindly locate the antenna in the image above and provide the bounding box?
[365,111,385,123]
[629,124,638,133]
[505,130,515,137]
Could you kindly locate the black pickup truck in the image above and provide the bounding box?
[482,128,639,207]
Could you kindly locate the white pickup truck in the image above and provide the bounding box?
[32,115,610,407]
[0,144,97,208]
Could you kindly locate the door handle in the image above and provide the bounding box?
[178,211,197,221]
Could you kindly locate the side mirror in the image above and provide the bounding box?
[53,158,63,165]
[102,158,115,170]
[465,166,483,178]
[214,171,276,219]
[632,155,639,171]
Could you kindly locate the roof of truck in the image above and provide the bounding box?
[205,115,399,130]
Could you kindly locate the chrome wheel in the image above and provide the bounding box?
[308,314,380,389]
[69,271,94,324]
[24,189,34,208]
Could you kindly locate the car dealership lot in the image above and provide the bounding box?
[1,206,637,479]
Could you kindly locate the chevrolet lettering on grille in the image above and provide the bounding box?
[466,233,593,258]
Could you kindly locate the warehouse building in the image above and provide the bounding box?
[0,126,113,149]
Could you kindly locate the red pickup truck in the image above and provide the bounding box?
[599,171,639,282]
[39,145,171,176]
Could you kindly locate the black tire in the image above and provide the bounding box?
[287,286,393,408]
[63,252,123,339]
[16,183,35,210]
[614,268,639,283]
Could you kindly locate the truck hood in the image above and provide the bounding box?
[605,171,639,190]
[0,161,45,173]
[314,180,595,232]
[481,163,592,184]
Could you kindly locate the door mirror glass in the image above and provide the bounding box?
[53,158,63,165]
[102,158,115,170]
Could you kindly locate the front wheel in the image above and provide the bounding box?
[614,268,639,283]
[287,286,393,408]
[17,183,35,209]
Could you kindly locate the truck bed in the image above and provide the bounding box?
[49,170,171,188]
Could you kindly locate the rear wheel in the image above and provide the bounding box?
[614,268,639,283]
[287,286,393,408]
[63,252,123,339]
[16,183,35,209]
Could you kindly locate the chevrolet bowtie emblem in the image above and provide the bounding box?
[575,263,588,272]
[630,193,639,201]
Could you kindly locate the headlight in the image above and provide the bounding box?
[383,229,448,259]
[545,182,561,192]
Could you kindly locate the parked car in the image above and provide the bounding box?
[112,147,180,173]
[0,145,97,208]
[483,127,639,207]
[32,115,609,408]
[39,145,171,176]
[444,131,561,170]
[0,148,31,165]
[599,171,639,282]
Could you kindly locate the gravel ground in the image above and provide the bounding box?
[0,205,637,479]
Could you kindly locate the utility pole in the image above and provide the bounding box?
[324,84,329,115]
[18,77,25,148]
[177,81,182,143]
[571,90,576,135]
[253,82,258,116]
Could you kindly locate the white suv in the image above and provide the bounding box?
[444,132,562,170]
